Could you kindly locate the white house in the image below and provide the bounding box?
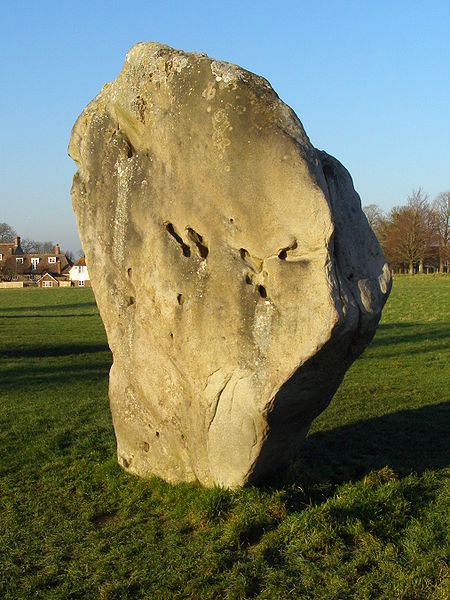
[69,256,91,287]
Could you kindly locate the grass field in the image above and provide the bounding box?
[0,276,448,599]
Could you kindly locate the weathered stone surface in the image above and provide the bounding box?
[69,42,391,487]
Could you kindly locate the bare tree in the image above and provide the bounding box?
[363,204,385,238]
[21,239,55,253]
[408,189,435,272]
[381,189,435,274]
[0,222,16,242]
[432,191,450,272]
[64,250,75,263]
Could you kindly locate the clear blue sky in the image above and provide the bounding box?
[0,0,448,253]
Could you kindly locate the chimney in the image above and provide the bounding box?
[55,243,60,255]
[56,260,61,275]
[12,236,22,255]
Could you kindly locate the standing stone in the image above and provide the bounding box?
[69,42,391,488]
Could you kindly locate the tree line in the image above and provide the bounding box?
[364,189,449,274]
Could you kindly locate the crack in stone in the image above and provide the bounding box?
[207,373,232,432]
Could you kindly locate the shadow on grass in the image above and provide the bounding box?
[276,401,449,491]
[1,349,112,392]
[0,302,97,313]
[1,364,111,393]
[0,343,109,359]
[372,322,450,348]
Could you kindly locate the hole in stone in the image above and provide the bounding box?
[187,228,209,259]
[278,241,298,260]
[155,431,160,438]
[239,248,263,274]
[229,218,234,223]
[127,268,132,277]
[348,273,354,280]
[245,274,252,285]
[169,332,174,339]
[125,139,136,159]
[258,285,267,298]
[127,296,135,306]
[177,293,184,305]
[165,223,191,257]
[143,442,149,452]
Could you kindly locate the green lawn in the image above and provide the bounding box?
[0,277,448,599]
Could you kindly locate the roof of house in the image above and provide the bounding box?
[36,272,59,282]
[1,250,72,276]
[0,242,16,255]
[74,256,86,266]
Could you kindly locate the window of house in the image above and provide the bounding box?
[16,257,24,264]
[79,280,85,287]
[0,253,3,260]
[31,257,40,270]
[42,281,53,288]
[48,257,57,264]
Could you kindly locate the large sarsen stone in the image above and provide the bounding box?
[69,42,391,487]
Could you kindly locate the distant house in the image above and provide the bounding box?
[36,272,71,288]
[68,256,91,287]
[0,236,72,286]
[0,236,22,261]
